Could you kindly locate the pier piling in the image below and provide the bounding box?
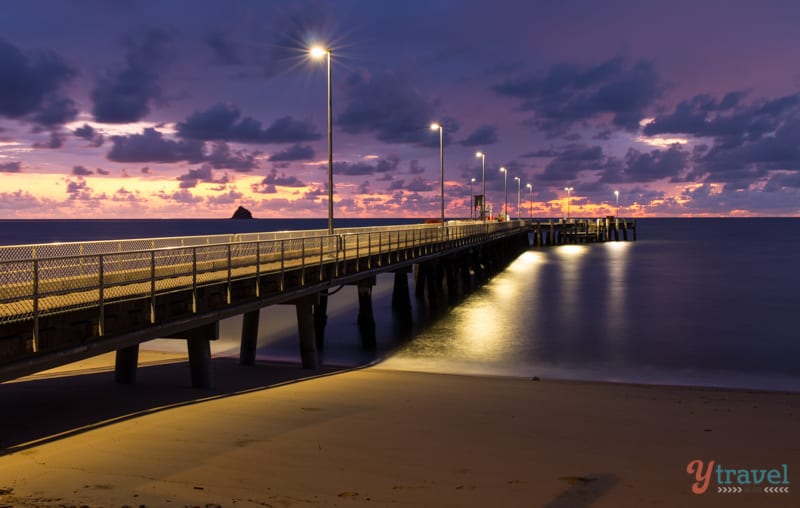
[239,310,260,366]
[114,344,139,384]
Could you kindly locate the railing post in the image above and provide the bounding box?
[192,248,198,312]
[378,231,383,267]
[367,232,372,269]
[98,255,105,336]
[32,259,39,353]
[280,240,285,291]
[301,239,306,285]
[319,237,324,281]
[227,243,232,304]
[150,250,156,323]
[356,234,360,272]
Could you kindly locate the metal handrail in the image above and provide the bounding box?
[0,221,530,333]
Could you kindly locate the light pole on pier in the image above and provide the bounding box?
[500,167,508,221]
[470,178,476,220]
[526,183,533,219]
[431,123,445,225]
[564,187,573,219]
[475,152,486,221]
[514,176,521,220]
[614,189,620,217]
[310,45,334,235]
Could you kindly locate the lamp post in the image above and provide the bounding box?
[470,177,476,220]
[430,123,444,225]
[310,45,334,234]
[514,176,521,220]
[564,186,573,219]
[475,152,486,220]
[614,189,620,217]
[500,167,508,221]
[526,183,532,218]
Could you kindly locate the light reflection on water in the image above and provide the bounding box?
[381,227,800,392]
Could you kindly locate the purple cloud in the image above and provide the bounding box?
[91,30,173,123]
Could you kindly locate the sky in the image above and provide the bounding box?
[2,0,800,219]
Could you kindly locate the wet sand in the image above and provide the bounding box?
[1,353,798,507]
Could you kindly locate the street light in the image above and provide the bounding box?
[310,45,334,234]
[514,176,521,220]
[430,123,444,225]
[500,167,508,221]
[475,152,486,220]
[470,177,476,220]
[564,187,573,219]
[526,183,533,219]
[614,189,620,217]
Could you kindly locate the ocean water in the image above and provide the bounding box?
[2,218,798,392]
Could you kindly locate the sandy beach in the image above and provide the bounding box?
[1,353,798,507]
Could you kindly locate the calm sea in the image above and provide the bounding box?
[2,218,798,392]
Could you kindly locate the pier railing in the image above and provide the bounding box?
[0,221,527,333]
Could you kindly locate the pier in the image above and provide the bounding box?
[0,218,634,387]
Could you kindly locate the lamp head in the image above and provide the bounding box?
[527,183,532,189]
[475,151,484,158]
[309,46,328,59]
[500,167,506,173]
[430,122,441,131]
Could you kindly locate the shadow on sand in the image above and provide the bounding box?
[0,357,346,454]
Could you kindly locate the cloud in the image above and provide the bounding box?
[66,177,106,201]
[91,30,173,123]
[206,142,260,172]
[111,187,146,203]
[332,154,400,176]
[176,103,320,144]
[206,190,244,205]
[33,131,65,149]
[155,189,203,204]
[493,55,662,135]
[262,167,305,187]
[337,71,450,145]
[72,165,93,176]
[29,96,78,127]
[0,161,21,173]
[644,91,800,190]
[73,123,105,147]
[405,176,433,192]
[204,31,244,66]
[0,37,77,126]
[601,145,690,184]
[538,144,606,181]
[269,144,314,161]
[176,164,229,189]
[96,168,111,176]
[460,125,498,146]
[107,128,205,163]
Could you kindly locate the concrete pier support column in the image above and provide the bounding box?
[188,337,214,389]
[239,309,260,366]
[114,344,139,384]
[445,262,458,302]
[313,292,329,351]
[614,218,620,241]
[414,263,427,300]
[426,262,441,307]
[392,270,411,313]
[357,278,377,350]
[295,295,319,369]
[165,322,219,389]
